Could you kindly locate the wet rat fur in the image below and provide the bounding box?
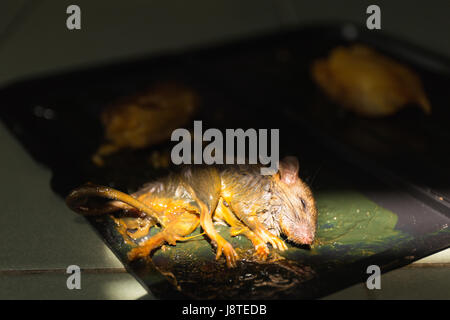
[218,156,318,245]
[66,156,318,267]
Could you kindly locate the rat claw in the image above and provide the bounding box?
[254,243,269,261]
[265,234,287,251]
[277,239,288,251]
[226,251,237,268]
[216,240,238,267]
[215,246,223,260]
[269,239,279,250]
[255,229,287,251]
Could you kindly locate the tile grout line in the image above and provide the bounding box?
[0,263,448,276]
[404,263,450,268]
[0,267,127,275]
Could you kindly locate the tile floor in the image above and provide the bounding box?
[0,0,448,299]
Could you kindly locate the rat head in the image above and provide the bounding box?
[274,156,318,245]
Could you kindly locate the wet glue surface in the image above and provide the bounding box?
[91,184,411,299]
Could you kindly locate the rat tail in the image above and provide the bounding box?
[66,183,165,227]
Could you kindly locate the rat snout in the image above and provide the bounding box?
[292,224,315,245]
[301,230,315,245]
[281,214,316,245]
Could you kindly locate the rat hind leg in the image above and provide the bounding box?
[113,215,157,246]
[197,200,239,268]
[128,211,199,260]
[215,199,269,260]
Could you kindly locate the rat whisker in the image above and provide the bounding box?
[308,163,324,187]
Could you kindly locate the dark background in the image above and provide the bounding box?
[0,0,449,300]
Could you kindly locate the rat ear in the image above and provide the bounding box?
[279,156,299,185]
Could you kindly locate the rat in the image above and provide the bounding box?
[66,156,318,268]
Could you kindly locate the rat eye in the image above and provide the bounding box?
[300,199,307,209]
